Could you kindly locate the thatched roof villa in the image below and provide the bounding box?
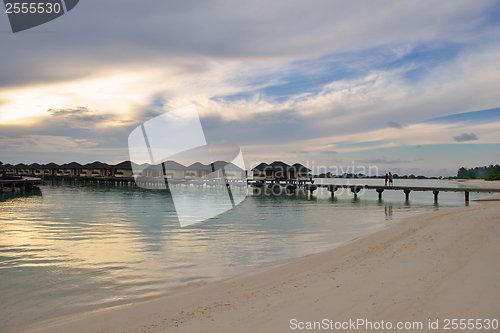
[251,161,311,180]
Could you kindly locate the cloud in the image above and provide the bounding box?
[357,157,411,164]
[386,121,408,129]
[454,133,478,142]
[321,150,338,154]
[288,150,309,154]
[416,145,423,148]
[48,106,90,116]
[256,117,297,124]
[47,107,120,124]
[0,0,496,88]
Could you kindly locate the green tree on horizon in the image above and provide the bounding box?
[457,164,500,179]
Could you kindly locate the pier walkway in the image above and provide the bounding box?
[320,184,500,202]
[249,180,500,203]
[0,176,42,192]
[6,174,500,203]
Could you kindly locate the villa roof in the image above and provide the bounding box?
[163,160,186,170]
[251,161,309,173]
[28,163,43,169]
[82,161,110,169]
[288,163,311,172]
[60,162,83,169]
[212,161,244,171]
[269,161,290,169]
[43,162,61,169]
[111,161,135,170]
[186,162,212,170]
[0,163,15,169]
[251,162,268,171]
[14,163,29,169]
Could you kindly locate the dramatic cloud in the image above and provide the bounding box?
[1,0,496,87]
[386,121,408,129]
[1,0,500,175]
[454,133,478,142]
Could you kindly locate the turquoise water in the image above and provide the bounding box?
[0,179,489,332]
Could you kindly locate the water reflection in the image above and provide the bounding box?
[0,186,42,202]
[385,205,393,218]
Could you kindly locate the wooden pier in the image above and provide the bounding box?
[4,173,499,204]
[321,184,500,203]
[0,176,42,192]
[249,180,500,203]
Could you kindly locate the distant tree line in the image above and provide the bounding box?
[456,164,500,180]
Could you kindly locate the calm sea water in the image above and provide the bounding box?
[0,179,489,332]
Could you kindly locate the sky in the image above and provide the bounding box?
[1,0,499,176]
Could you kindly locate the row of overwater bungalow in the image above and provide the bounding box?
[0,160,312,181]
[0,160,246,180]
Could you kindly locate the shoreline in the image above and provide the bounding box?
[19,179,500,332]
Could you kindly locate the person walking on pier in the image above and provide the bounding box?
[388,172,393,186]
[384,173,388,186]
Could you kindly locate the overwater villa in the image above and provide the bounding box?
[112,161,136,178]
[163,160,187,179]
[60,162,83,176]
[212,161,245,179]
[251,161,311,181]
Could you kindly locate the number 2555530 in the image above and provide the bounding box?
[5,2,62,14]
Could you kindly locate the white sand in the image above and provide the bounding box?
[22,180,500,333]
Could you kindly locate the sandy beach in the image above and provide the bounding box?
[21,180,500,333]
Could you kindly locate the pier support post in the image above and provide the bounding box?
[329,185,335,198]
[465,191,469,203]
[433,190,439,202]
[306,184,317,195]
[351,186,361,198]
[404,189,411,201]
[376,188,384,200]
